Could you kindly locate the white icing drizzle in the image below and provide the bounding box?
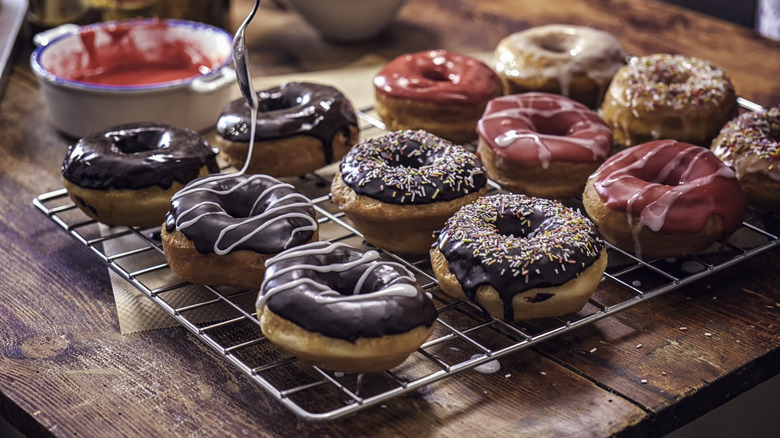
[171,173,317,255]
[256,241,420,310]
[601,141,736,255]
[480,94,611,168]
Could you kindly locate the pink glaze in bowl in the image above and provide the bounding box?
[31,18,236,138]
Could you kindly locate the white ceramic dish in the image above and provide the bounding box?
[31,19,236,138]
[285,0,407,43]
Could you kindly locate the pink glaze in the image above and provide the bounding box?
[594,140,747,236]
[56,21,213,86]
[373,49,501,105]
[476,92,613,169]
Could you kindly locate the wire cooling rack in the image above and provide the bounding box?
[33,103,780,422]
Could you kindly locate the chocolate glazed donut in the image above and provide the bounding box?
[216,82,359,177]
[161,173,319,289]
[61,122,219,228]
[431,194,607,322]
[257,241,438,373]
[164,173,318,255]
[63,122,219,190]
[330,129,489,254]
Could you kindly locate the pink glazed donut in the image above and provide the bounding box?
[373,49,503,144]
[583,140,747,258]
[476,92,613,199]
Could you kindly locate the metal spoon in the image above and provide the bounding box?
[233,0,261,111]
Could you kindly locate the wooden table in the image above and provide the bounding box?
[1,1,779,436]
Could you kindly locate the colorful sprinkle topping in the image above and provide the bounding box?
[713,106,780,163]
[339,129,487,205]
[436,193,604,320]
[617,54,734,110]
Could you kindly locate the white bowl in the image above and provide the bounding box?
[30,19,236,138]
[286,0,407,43]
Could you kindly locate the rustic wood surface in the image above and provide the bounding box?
[1,0,779,437]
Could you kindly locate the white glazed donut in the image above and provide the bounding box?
[493,24,626,108]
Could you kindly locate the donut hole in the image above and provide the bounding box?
[529,116,573,136]
[532,32,580,55]
[259,91,311,112]
[382,140,437,168]
[422,69,451,82]
[654,69,693,86]
[494,212,536,239]
[107,127,169,153]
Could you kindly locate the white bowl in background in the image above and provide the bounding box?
[30,19,236,139]
[286,0,407,43]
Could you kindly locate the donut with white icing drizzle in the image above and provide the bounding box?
[711,106,780,213]
[161,173,319,289]
[583,140,747,258]
[493,24,626,108]
[599,54,738,147]
[476,92,613,199]
[430,193,607,322]
[257,241,438,373]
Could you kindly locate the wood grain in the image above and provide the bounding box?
[0,1,779,437]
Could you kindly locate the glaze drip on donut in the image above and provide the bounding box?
[164,173,317,255]
[216,82,358,163]
[339,130,487,205]
[493,25,626,99]
[711,107,780,182]
[62,122,219,190]
[373,49,502,105]
[477,92,613,169]
[257,241,438,342]
[435,194,604,321]
[593,140,746,237]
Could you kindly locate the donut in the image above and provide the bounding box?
[492,25,626,109]
[373,49,503,144]
[710,106,780,213]
[599,54,738,147]
[61,122,219,228]
[583,140,747,258]
[430,193,607,322]
[330,129,489,254]
[256,241,438,374]
[215,82,359,177]
[161,173,319,289]
[476,92,614,199]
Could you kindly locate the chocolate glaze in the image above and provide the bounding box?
[164,173,317,255]
[62,122,219,190]
[216,82,358,163]
[435,194,604,321]
[339,130,487,205]
[257,241,438,342]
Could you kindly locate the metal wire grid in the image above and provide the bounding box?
[32,103,780,422]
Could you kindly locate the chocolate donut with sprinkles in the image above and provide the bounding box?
[330,129,488,254]
[711,106,780,213]
[599,54,738,147]
[161,173,319,290]
[430,193,607,322]
[256,241,438,374]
